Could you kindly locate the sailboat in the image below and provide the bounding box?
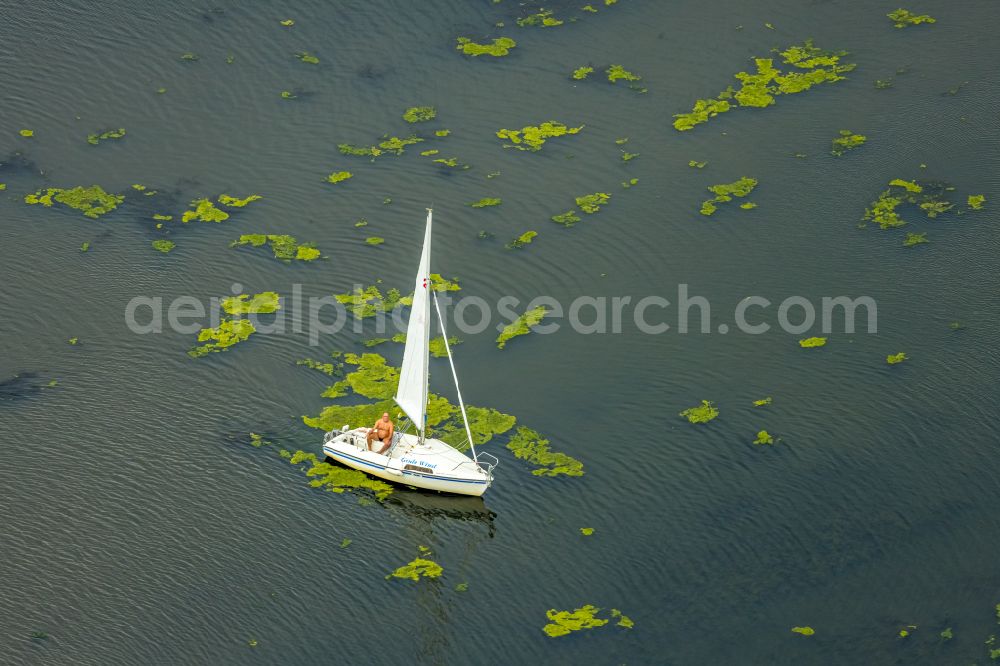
[322,209,498,497]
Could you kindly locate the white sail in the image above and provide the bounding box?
[394,209,433,434]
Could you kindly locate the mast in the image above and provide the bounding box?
[433,292,478,461]
[419,208,432,444]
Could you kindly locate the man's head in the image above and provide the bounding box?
[381,412,390,421]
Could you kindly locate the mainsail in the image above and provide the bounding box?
[394,209,433,434]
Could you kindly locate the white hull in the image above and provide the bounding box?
[322,428,492,497]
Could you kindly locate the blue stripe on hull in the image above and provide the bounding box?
[323,446,489,485]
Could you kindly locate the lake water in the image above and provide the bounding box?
[2,1,999,664]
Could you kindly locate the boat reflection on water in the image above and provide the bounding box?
[385,487,497,537]
[321,454,498,537]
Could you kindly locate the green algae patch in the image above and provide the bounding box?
[753,396,773,407]
[189,318,255,357]
[180,52,199,61]
[19,129,34,137]
[338,353,399,400]
[968,194,986,210]
[296,52,320,64]
[689,160,707,169]
[831,130,866,156]
[506,426,584,476]
[151,239,175,253]
[863,178,964,232]
[87,128,126,145]
[326,171,353,184]
[25,186,124,219]
[887,9,936,28]
[248,432,271,448]
[294,245,320,261]
[181,198,229,223]
[339,135,422,160]
[456,36,517,57]
[497,121,583,151]
[543,605,608,638]
[887,352,908,364]
[611,609,634,629]
[753,430,775,445]
[339,143,377,157]
[232,234,320,262]
[222,292,281,315]
[700,177,757,216]
[305,461,393,499]
[339,352,399,399]
[506,230,537,249]
[674,98,731,132]
[430,273,461,292]
[218,194,262,207]
[580,527,595,536]
[334,284,411,318]
[403,106,436,123]
[903,232,929,247]
[302,394,398,432]
[674,40,855,131]
[286,450,394,499]
[890,178,922,193]
[799,336,827,348]
[470,197,501,208]
[445,405,515,449]
[864,190,905,229]
[420,149,440,156]
[576,192,610,214]
[428,335,462,358]
[497,305,548,348]
[679,400,719,424]
[607,65,641,83]
[366,237,385,246]
[280,19,294,26]
[791,626,815,636]
[552,210,581,227]
[517,9,563,27]
[435,129,451,137]
[297,358,341,376]
[572,66,594,80]
[432,157,467,169]
[386,557,443,581]
[382,135,424,154]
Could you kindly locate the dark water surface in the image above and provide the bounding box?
[2,1,999,664]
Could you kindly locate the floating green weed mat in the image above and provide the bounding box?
[25,186,124,218]
[456,37,517,57]
[674,41,855,131]
[231,235,320,261]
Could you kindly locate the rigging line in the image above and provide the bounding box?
[432,291,478,461]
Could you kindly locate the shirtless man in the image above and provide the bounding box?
[366,412,395,454]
